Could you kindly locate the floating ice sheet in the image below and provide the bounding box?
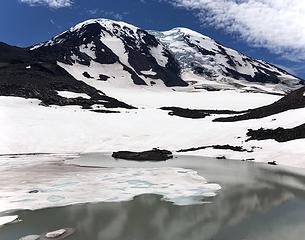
[0,155,221,212]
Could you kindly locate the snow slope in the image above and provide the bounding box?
[1,92,305,168]
[152,28,303,94]
[30,19,303,94]
[30,18,186,88]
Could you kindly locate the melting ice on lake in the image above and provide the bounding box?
[0,166,221,212]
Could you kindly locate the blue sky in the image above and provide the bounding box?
[1,0,305,79]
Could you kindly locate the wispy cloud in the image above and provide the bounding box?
[166,0,305,61]
[87,9,129,21]
[88,9,98,15]
[19,0,73,8]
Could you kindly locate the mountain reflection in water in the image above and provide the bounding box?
[1,156,305,240]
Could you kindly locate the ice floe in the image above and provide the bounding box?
[0,215,18,227]
[19,235,40,240]
[45,229,66,238]
[18,228,74,240]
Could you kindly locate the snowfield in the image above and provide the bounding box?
[1,86,305,168]
[1,18,305,169]
[151,27,302,94]
[2,17,305,223]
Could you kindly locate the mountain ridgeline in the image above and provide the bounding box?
[30,19,186,87]
[0,18,304,108]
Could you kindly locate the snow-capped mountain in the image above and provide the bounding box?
[29,18,303,94]
[1,18,305,168]
[30,19,186,88]
[152,28,303,93]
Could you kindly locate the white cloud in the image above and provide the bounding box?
[19,0,73,8]
[87,9,129,21]
[167,0,305,61]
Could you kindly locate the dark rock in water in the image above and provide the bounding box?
[216,156,226,160]
[268,161,277,166]
[112,149,173,161]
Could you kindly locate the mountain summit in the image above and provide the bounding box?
[30,18,303,93]
[0,18,304,108]
[152,27,303,93]
[30,19,187,88]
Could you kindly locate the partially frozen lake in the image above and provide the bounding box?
[1,153,305,240]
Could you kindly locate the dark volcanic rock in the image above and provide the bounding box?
[214,86,305,122]
[98,74,110,81]
[30,23,118,66]
[153,28,304,89]
[184,35,216,56]
[112,149,173,161]
[30,20,187,87]
[268,161,277,166]
[83,71,94,78]
[212,145,251,152]
[246,124,305,142]
[91,109,120,113]
[178,144,252,153]
[161,107,244,119]
[161,107,210,119]
[28,190,39,194]
[0,42,33,63]
[0,43,134,109]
